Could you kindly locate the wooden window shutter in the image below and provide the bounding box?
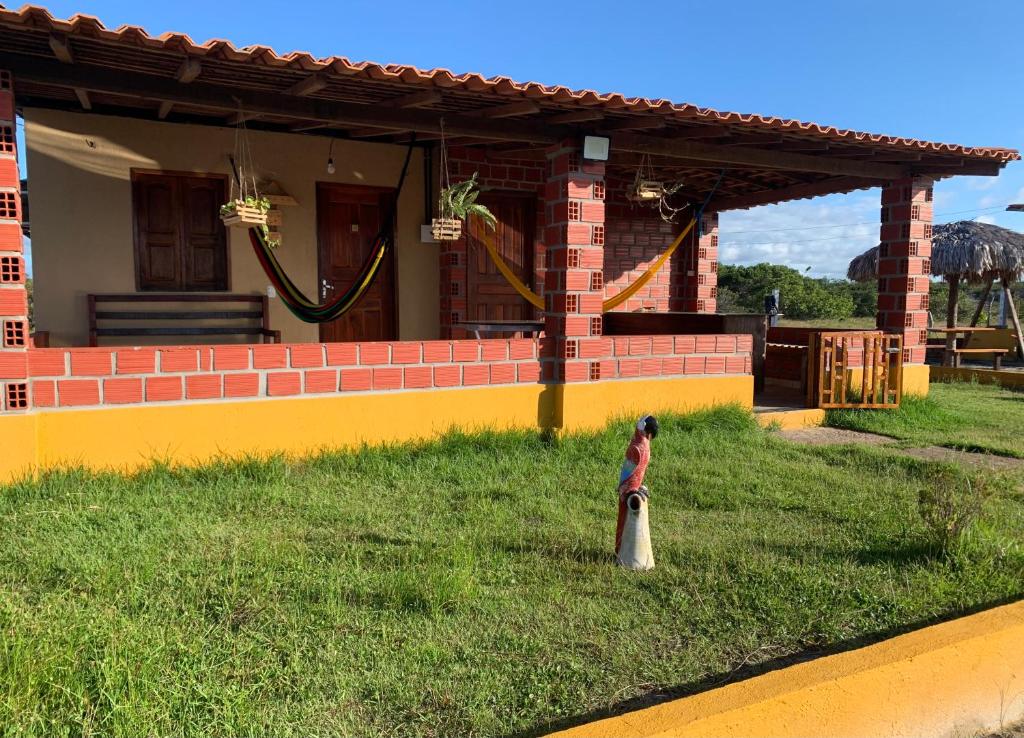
[132,172,228,291]
[133,173,183,291]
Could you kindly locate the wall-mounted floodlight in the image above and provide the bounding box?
[583,135,610,161]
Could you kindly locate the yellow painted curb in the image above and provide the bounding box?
[548,599,1024,738]
[755,408,825,430]
[932,365,1024,389]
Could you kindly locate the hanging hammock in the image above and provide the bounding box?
[248,140,416,324]
[476,214,697,313]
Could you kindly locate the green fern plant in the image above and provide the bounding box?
[438,172,496,229]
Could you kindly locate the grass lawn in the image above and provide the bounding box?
[1,386,1023,736]
[828,381,1024,458]
[777,316,877,330]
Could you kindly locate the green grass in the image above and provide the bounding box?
[777,316,877,330]
[828,381,1024,458]
[1,390,1023,737]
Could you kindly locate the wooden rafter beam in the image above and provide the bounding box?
[0,56,560,144]
[546,109,604,125]
[73,88,91,110]
[225,111,260,125]
[709,176,874,211]
[282,73,329,97]
[48,34,74,63]
[599,117,667,132]
[475,100,541,119]
[176,58,202,84]
[611,132,911,180]
[289,121,330,132]
[157,100,174,120]
[381,90,442,108]
[346,126,406,138]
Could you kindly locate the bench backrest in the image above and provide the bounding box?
[88,293,280,346]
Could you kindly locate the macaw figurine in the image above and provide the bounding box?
[615,415,659,562]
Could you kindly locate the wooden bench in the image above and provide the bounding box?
[949,347,1009,370]
[88,293,280,346]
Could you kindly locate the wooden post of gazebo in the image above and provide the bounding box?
[943,275,959,367]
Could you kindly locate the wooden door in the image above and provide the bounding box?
[317,183,397,343]
[466,193,536,323]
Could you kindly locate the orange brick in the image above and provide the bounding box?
[252,344,288,369]
[104,377,143,404]
[326,343,358,366]
[403,366,432,389]
[32,379,55,407]
[372,367,402,390]
[340,368,372,391]
[224,373,259,398]
[185,374,222,400]
[303,369,338,393]
[116,348,156,374]
[433,365,461,387]
[159,347,198,373]
[58,379,100,407]
[289,344,324,368]
[267,372,301,397]
[70,349,113,376]
[213,345,251,371]
[146,376,183,402]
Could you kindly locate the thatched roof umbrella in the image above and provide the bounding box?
[845,220,1024,361]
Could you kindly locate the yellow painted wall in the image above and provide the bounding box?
[901,363,930,396]
[549,599,1024,738]
[0,374,751,483]
[931,365,1024,388]
[23,109,437,346]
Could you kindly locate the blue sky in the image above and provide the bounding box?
[16,0,1024,277]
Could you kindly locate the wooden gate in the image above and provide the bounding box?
[808,332,903,409]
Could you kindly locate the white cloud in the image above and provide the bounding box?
[976,214,997,225]
[718,189,880,279]
[966,177,999,191]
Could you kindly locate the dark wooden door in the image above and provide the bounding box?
[132,171,228,292]
[317,183,397,343]
[466,193,536,322]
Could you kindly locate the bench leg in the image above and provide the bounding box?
[994,355,1002,371]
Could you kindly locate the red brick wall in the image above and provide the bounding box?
[23,335,752,410]
[439,147,546,338]
[603,175,677,313]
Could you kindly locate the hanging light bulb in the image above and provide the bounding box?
[326,138,336,175]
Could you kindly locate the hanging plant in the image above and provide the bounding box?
[626,155,688,223]
[220,108,279,247]
[432,171,496,241]
[220,195,279,248]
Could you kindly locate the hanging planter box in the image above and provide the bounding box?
[220,200,268,228]
[627,180,666,203]
[432,217,463,242]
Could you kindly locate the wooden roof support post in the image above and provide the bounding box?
[944,275,960,367]
[1002,278,1024,361]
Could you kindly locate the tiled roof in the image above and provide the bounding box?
[0,3,1018,163]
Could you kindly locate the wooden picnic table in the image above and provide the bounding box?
[926,326,1013,369]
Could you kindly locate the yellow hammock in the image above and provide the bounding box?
[478,215,697,312]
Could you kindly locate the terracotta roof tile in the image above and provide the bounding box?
[0,3,1018,162]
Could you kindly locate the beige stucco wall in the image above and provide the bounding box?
[24,109,438,346]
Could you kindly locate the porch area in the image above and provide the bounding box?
[0,7,1016,479]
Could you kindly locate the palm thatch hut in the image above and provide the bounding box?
[846,220,1024,363]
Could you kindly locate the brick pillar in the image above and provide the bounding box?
[438,235,468,339]
[878,177,933,365]
[542,143,609,383]
[671,211,718,313]
[0,70,29,414]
